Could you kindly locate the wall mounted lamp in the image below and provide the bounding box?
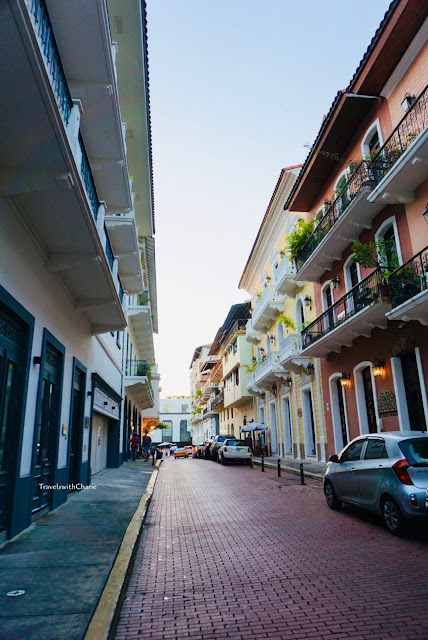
[252,356,257,364]
[271,383,277,395]
[401,94,415,111]
[87,391,92,397]
[305,362,314,375]
[284,376,292,388]
[339,372,351,388]
[259,347,265,355]
[104,401,108,406]
[33,356,42,365]
[279,250,285,258]
[373,359,385,377]
[265,275,271,282]
[332,276,340,290]
[243,415,247,425]
[269,335,276,343]
[423,204,428,225]
[304,295,312,308]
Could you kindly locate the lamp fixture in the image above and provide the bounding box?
[265,275,271,282]
[87,391,92,397]
[243,415,247,425]
[269,335,275,343]
[271,383,277,395]
[305,362,314,375]
[104,401,108,406]
[33,356,42,365]
[339,372,351,388]
[331,276,340,290]
[279,250,285,258]
[252,356,257,364]
[284,376,292,388]
[401,94,415,111]
[304,295,312,307]
[373,359,385,377]
[423,204,428,225]
[260,347,265,354]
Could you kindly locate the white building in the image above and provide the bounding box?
[151,398,192,444]
[0,0,157,541]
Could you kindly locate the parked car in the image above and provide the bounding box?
[218,439,252,465]
[324,432,428,535]
[210,435,234,462]
[198,440,213,459]
[170,445,178,456]
[174,448,188,459]
[184,445,195,457]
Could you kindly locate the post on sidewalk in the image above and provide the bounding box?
[261,452,264,472]
[300,462,305,485]
[277,458,281,477]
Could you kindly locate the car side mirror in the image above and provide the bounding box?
[329,454,340,463]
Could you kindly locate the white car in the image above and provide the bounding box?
[218,439,252,465]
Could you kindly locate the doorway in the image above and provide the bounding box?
[32,343,63,516]
[361,366,377,434]
[68,367,85,488]
[269,402,278,454]
[282,396,293,455]
[400,350,427,431]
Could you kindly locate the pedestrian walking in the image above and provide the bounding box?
[142,433,152,461]
[130,433,140,461]
[245,433,254,455]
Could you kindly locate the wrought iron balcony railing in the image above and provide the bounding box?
[212,389,224,408]
[301,268,385,348]
[388,246,428,309]
[125,360,148,377]
[295,84,428,272]
[105,226,114,269]
[78,133,100,220]
[26,0,73,126]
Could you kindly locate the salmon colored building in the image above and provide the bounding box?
[284,0,428,455]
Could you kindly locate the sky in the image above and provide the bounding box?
[148,0,392,397]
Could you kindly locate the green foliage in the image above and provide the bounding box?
[192,407,202,414]
[156,423,170,430]
[242,363,257,373]
[351,239,399,281]
[277,315,296,331]
[285,219,315,261]
[196,389,202,396]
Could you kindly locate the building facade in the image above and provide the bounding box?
[150,398,192,445]
[284,0,427,455]
[0,0,157,541]
[239,167,328,461]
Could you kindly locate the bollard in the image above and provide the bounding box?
[151,452,155,466]
[261,453,265,472]
[300,462,305,485]
[277,458,281,477]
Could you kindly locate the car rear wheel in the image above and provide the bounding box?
[220,455,227,465]
[382,497,407,536]
[324,481,341,510]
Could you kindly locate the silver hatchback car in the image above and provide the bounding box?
[324,432,428,535]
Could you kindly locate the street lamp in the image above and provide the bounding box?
[373,359,385,377]
[339,372,351,388]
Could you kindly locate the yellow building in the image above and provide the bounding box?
[239,166,328,461]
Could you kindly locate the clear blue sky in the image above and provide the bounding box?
[148,0,392,396]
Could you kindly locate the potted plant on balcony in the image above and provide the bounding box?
[351,239,399,301]
[285,218,315,262]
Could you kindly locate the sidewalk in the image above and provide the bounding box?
[251,454,327,480]
[0,459,159,640]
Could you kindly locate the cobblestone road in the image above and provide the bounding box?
[114,458,428,640]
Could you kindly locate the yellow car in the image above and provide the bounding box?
[174,448,188,459]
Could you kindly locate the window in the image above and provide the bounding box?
[335,173,350,214]
[162,420,173,439]
[295,297,306,331]
[368,130,380,154]
[181,404,189,413]
[234,369,239,386]
[375,217,402,269]
[364,439,388,460]
[341,439,365,462]
[180,420,191,442]
[361,119,383,159]
[163,404,171,413]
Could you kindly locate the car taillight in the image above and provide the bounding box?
[392,459,413,485]
[224,447,228,452]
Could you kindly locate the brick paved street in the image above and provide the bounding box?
[114,458,428,640]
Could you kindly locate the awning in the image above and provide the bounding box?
[241,423,268,432]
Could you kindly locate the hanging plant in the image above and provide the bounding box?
[277,315,296,331]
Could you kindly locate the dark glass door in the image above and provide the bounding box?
[324,286,334,331]
[68,369,84,488]
[362,367,377,434]
[336,379,348,447]
[400,350,427,431]
[32,345,61,516]
[0,307,28,537]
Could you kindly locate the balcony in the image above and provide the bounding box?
[211,390,224,410]
[246,372,266,398]
[224,377,252,408]
[252,286,285,332]
[293,85,428,283]
[127,298,155,364]
[1,0,126,333]
[367,85,428,207]
[45,0,132,214]
[386,246,428,325]
[105,211,144,294]
[253,352,289,390]
[245,319,261,344]
[124,360,153,411]
[202,381,219,400]
[301,268,391,357]
[274,256,302,295]
[278,334,310,374]
[294,164,384,282]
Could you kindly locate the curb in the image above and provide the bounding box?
[83,460,162,640]
[252,459,324,481]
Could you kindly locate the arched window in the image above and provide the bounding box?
[361,119,383,160]
[266,335,272,355]
[334,171,350,215]
[277,322,284,343]
[375,216,402,269]
[295,296,306,331]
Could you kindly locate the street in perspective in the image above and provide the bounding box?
[0,0,428,639]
